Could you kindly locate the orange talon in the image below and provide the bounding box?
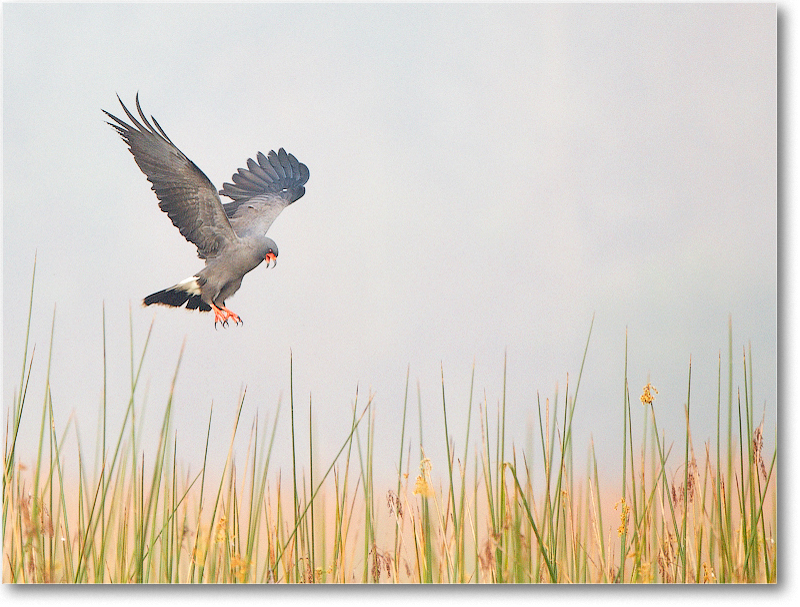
[222,306,242,325]
[210,303,242,327]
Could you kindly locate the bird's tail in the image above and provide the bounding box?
[143,276,211,312]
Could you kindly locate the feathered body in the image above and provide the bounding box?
[104,95,309,325]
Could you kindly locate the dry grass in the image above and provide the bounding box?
[3,266,776,583]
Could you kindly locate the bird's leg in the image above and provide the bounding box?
[210,303,226,328]
[220,305,242,326]
[209,302,242,327]
[210,303,232,328]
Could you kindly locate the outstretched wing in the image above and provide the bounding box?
[219,148,309,238]
[104,94,238,260]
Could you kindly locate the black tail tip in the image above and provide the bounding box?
[143,288,211,312]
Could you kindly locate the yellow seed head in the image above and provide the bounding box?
[413,475,434,498]
[614,497,630,536]
[215,516,228,542]
[638,561,653,583]
[640,382,658,406]
[230,553,249,583]
[702,562,715,583]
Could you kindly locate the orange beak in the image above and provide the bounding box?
[266,252,277,269]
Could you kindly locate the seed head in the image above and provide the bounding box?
[614,497,630,537]
[702,562,716,583]
[640,382,658,406]
[413,475,434,498]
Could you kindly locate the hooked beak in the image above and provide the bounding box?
[266,252,277,269]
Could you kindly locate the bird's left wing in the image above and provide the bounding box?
[219,148,309,237]
[105,94,238,260]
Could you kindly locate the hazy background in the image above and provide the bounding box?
[4,3,776,506]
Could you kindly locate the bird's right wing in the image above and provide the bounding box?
[220,149,309,238]
[105,95,238,260]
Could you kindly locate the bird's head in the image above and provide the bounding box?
[263,237,279,269]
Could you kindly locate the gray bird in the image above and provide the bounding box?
[104,95,309,327]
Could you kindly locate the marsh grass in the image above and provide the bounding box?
[3,265,777,583]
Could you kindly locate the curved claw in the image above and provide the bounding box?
[210,303,241,328]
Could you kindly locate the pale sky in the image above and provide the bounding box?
[3,3,776,489]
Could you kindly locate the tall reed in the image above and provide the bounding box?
[4,268,776,583]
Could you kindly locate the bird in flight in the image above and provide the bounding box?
[104,94,309,327]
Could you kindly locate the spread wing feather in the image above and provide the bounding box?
[220,148,309,238]
[104,94,238,259]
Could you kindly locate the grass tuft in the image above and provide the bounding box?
[3,269,776,583]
